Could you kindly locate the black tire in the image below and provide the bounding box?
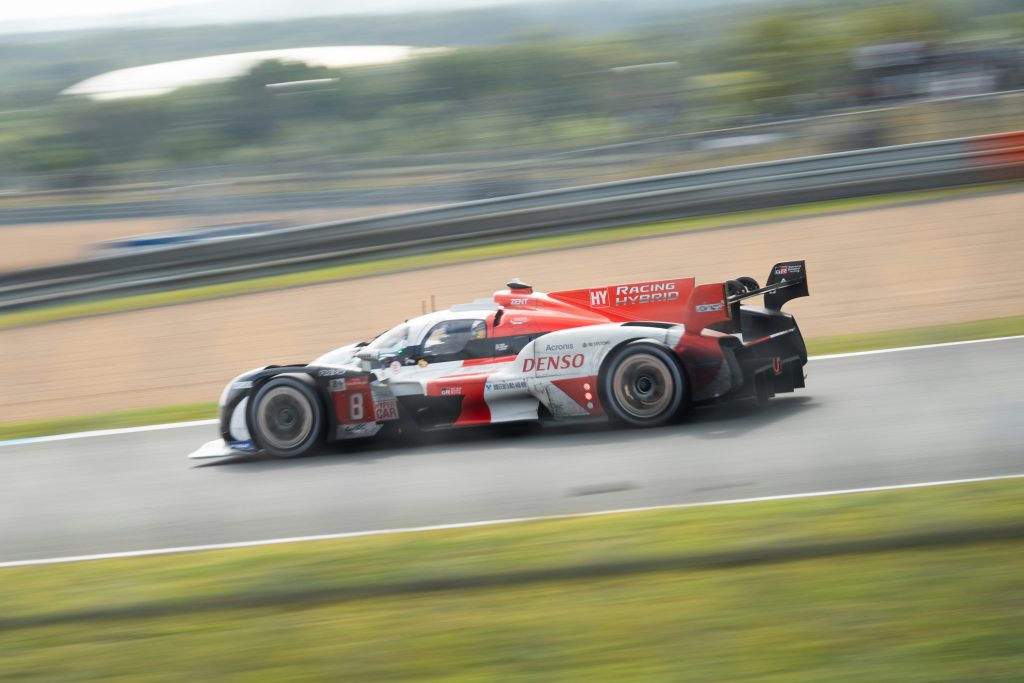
[249,376,325,458]
[599,342,686,427]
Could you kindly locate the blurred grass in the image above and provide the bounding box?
[0,403,217,441]
[1,478,1022,681]
[1,314,1021,441]
[805,315,1024,356]
[1,180,1019,332]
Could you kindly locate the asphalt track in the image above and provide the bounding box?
[1,338,1022,564]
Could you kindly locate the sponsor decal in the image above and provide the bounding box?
[523,353,585,372]
[774,264,802,276]
[440,386,462,396]
[347,377,369,387]
[773,357,783,375]
[390,361,402,372]
[544,343,574,351]
[695,302,724,313]
[336,422,383,439]
[375,398,399,421]
[328,378,347,392]
[485,379,528,392]
[509,317,528,325]
[510,298,529,306]
[494,342,510,352]
[341,423,373,435]
[318,368,346,377]
[231,380,253,391]
[613,281,679,307]
[582,340,609,349]
[589,289,609,307]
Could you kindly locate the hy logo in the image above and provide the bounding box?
[589,288,609,307]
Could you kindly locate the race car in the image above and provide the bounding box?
[190,260,809,459]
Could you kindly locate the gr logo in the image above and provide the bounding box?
[589,288,609,307]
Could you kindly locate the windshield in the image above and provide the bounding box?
[366,323,410,357]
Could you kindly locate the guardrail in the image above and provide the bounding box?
[1,131,1021,313]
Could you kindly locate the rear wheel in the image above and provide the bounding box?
[600,343,685,427]
[250,376,324,458]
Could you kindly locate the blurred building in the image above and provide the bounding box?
[852,41,1023,102]
[62,46,448,101]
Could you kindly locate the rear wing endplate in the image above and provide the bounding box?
[727,260,809,312]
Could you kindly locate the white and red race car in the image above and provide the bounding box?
[190,261,809,459]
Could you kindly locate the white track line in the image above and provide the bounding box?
[0,419,218,448]
[808,334,1024,361]
[2,333,1021,448]
[2,473,1022,569]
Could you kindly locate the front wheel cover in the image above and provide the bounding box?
[250,376,324,458]
[599,343,685,427]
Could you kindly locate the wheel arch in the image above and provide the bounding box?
[598,337,690,391]
[245,369,326,422]
[246,371,328,456]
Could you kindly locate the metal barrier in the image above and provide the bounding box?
[1,132,1021,312]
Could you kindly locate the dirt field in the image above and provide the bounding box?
[0,206,426,271]
[1,191,1021,422]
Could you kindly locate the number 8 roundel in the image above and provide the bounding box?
[333,378,373,425]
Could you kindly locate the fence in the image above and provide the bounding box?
[1,130,1020,313]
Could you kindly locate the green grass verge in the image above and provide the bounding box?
[804,314,1024,356]
[0,402,217,441]
[2,314,1021,442]
[3,179,1019,332]
[1,478,1022,681]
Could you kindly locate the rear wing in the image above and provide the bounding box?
[682,260,809,334]
[729,260,809,312]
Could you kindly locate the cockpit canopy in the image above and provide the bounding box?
[422,319,488,358]
[327,310,495,368]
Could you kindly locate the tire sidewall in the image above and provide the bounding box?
[250,375,324,458]
[599,342,685,427]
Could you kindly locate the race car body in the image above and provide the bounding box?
[190,260,810,459]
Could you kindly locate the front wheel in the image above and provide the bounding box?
[600,343,686,427]
[250,376,325,458]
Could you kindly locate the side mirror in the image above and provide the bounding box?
[355,348,379,362]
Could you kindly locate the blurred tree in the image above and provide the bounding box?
[0,0,1016,175]
[734,11,838,109]
[852,2,953,41]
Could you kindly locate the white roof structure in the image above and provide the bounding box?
[62,45,447,100]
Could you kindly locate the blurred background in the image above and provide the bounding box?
[1,0,1022,265]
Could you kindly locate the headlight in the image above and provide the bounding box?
[219,377,254,406]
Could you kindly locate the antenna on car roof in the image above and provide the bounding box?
[506,278,533,294]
